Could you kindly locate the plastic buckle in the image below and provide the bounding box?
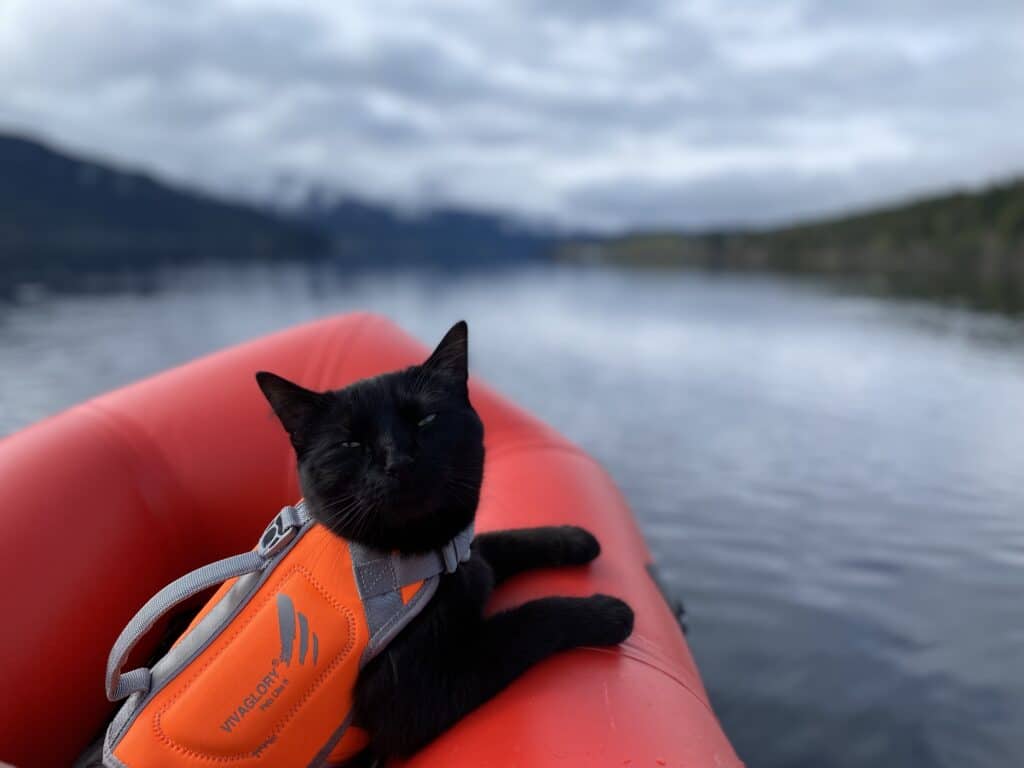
[259,508,298,558]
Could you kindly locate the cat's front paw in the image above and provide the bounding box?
[578,594,634,646]
[557,525,601,565]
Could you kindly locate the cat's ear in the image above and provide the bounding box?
[423,321,468,385]
[256,371,327,444]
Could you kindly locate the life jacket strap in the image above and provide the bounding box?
[351,524,475,600]
[105,503,311,702]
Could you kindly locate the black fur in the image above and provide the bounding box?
[258,321,634,761]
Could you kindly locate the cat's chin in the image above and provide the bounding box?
[382,508,476,554]
[303,478,478,552]
[307,503,472,554]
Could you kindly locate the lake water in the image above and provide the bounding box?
[2,264,1023,768]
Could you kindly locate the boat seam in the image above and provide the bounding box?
[581,644,719,720]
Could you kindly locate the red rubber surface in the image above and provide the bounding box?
[0,313,742,768]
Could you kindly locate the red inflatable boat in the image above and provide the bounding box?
[0,313,741,768]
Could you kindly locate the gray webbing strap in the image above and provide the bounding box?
[400,524,475,582]
[105,503,310,702]
[105,550,266,701]
[353,525,475,599]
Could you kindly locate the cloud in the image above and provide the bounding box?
[1,0,1022,231]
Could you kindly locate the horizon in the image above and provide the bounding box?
[5,126,1021,240]
[3,1,1023,233]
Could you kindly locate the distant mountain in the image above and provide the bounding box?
[0,133,554,286]
[560,178,1024,312]
[296,198,552,267]
[0,134,328,283]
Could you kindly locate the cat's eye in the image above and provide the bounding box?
[418,413,437,427]
[339,441,361,449]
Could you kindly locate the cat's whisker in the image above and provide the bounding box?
[315,500,368,536]
[321,503,365,531]
[318,500,359,520]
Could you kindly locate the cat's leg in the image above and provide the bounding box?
[360,593,633,759]
[473,526,600,584]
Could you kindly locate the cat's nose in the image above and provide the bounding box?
[384,452,413,478]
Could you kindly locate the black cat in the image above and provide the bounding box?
[255,321,634,761]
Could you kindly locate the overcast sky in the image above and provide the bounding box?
[2,0,1023,231]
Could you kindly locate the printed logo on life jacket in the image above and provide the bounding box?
[276,592,319,666]
[217,592,318,744]
[219,659,288,737]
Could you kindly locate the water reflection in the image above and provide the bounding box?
[1,264,1023,768]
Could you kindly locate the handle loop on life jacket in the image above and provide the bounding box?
[105,550,267,701]
[105,505,308,702]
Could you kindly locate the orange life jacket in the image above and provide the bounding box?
[103,502,473,767]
